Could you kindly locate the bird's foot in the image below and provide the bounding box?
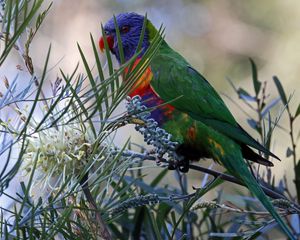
[178,160,189,173]
[167,159,189,173]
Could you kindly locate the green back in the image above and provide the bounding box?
[150,41,236,125]
[149,40,279,158]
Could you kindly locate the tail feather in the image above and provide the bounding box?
[237,124,281,161]
[224,157,295,239]
[241,144,274,167]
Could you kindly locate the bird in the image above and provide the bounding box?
[99,12,294,239]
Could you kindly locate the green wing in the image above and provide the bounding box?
[151,48,236,125]
[150,43,279,159]
[148,40,294,239]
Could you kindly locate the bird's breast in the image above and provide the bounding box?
[124,58,175,125]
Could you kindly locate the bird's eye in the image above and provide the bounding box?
[104,30,110,36]
[120,25,130,34]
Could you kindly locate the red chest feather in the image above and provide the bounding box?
[124,58,175,123]
[124,58,153,97]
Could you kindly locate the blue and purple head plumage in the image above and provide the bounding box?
[99,12,150,63]
[99,13,174,125]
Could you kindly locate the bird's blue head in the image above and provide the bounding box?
[99,12,150,64]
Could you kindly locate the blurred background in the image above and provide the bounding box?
[1,0,300,203]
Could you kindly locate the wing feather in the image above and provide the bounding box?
[150,47,279,160]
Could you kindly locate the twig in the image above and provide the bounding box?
[80,174,112,240]
[188,164,287,201]
[189,163,300,212]
[15,39,50,110]
[192,200,276,215]
[121,150,300,210]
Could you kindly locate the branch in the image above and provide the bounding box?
[188,164,285,200]
[80,174,112,240]
[122,150,300,211]
[123,97,300,211]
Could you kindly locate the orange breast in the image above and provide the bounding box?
[124,58,153,97]
[123,58,175,125]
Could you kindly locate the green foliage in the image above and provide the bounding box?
[0,2,299,240]
[0,0,46,66]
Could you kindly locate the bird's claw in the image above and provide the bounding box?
[167,159,189,173]
[178,160,189,173]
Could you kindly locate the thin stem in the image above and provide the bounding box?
[285,99,300,230]
[288,113,297,169]
[256,81,266,144]
[126,151,300,208]
[188,164,289,201]
[15,39,51,117]
[80,174,112,240]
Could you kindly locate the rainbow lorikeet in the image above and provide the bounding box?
[99,13,294,238]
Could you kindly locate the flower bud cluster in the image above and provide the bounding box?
[272,199,294,210]
[191,201,220,211]
[126,95,178,159]
[110,194,160,216]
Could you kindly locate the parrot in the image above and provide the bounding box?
[99,12,294,239]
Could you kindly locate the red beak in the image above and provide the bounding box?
[99,35,114,53]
